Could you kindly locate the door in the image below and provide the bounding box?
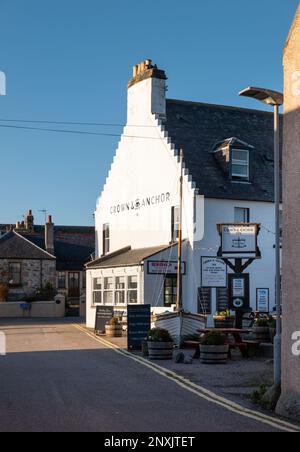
[68,272,80,298]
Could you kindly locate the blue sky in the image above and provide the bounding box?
[0,0,298,226]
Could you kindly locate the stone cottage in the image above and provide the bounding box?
[0,230,56,300]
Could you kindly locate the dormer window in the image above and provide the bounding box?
[231,149,250,181]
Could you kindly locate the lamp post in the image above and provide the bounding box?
[239,87,283,386]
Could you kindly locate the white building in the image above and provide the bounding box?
[86,60,278,329]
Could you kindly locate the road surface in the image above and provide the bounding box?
[0,319,293,432]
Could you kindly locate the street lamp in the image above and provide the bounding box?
[239,87,283,387]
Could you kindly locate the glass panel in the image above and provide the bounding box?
[234,208,250,223]
[103,291,114,305]
[232,149,248,163]
[128,276,138,290]
[116,277,126,290]
[93,291,102,304]
[9,263,21,285]
[115,291,125,304]
[93,278,102,290]
[104,277,114,290]
[58,272,66,289]
[128,290,138,304]
[232,164,248,177]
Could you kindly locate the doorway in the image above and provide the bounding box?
[68,272,80,298]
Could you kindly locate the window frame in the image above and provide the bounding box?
[57,271,66,290]
[127,275,138,304]
[171,206,180,243]
[8,262,22,287]
[102,223,110,256]
[92,277,103,306]
[164,275,177,307]
[231,148,250,181]
[234,207,250,224]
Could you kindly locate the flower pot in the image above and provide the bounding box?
[213,317,235,329]
[252,326,270,343]
[147,342,174,360]
[200,344,229,364]
[105,324,123,338]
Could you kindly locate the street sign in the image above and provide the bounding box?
[127,304,151,350]
[94,306,114,334]
[217,224,260,257]
[201,257,227,288]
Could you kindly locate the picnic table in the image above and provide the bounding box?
[197,328,258,358]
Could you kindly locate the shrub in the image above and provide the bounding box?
[201,330,228,346]
[108,317,120,326]
[147,328,173,343]
[22,282,57,302]
[255,319,270,328]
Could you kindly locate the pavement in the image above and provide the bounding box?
[0,318,298,433]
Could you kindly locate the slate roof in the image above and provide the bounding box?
[0,231,56,260]
[0,225,95,270]
[165,99,282,202]
[86,244,175,269]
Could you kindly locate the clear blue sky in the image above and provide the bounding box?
[0,0,298,226]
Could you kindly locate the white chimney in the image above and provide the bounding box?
[45,215,54,255]
[127,60,167,125]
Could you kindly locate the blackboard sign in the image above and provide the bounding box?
[127,304,151,351]
[94,306,114,334]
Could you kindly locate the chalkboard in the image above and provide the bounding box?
[127,304,151,351]
[94,306,114,334]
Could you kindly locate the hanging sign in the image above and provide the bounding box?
[201,257,227,288]
[256,288,270,313]
[217,224,260,257]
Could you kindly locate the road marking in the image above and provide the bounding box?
[74,324,300,433]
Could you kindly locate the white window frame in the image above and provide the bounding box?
[92,276,103,306]
[231,149,250,180]
[115,276,126,305]
[234,207,250,224]
[103,276,114,305]
[127,275,138,304]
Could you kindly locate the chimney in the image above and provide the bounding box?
[25,209,34,231]
[127,59,167,124]
[45,215,55,255]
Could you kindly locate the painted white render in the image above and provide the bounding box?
[87,61,276,329]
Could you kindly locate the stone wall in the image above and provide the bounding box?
[0,258,56,298]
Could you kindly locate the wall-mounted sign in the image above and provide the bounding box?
[110,192,171,215]
[127,304,151,350]
[217,224,260,257]
[256,288,270,313]
[147,261,186,275]
[201,257,227,288]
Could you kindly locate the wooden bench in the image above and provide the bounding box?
[229,340,260,358]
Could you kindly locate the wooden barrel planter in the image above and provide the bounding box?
[105,324,123,338]
[252,326,270,343]
[147,342,174,360]
[200,345,229,364]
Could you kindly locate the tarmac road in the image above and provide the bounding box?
[0,319,293,432]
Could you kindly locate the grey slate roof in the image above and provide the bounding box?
[0,231,56,260]
[165,99,282,202]
[86,244,175,269]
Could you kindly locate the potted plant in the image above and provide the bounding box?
[200,331,229,364]
[213,310,235,329]
[147,328,174,360]
[105,317,123,338]
[0,283,9,302]
[252,318,271,343]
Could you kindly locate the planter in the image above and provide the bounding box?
[200,344,229,364]
[214,317,235,329]
[105,324,123,338]
[147,342,174,360]
[252,326,270,343]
